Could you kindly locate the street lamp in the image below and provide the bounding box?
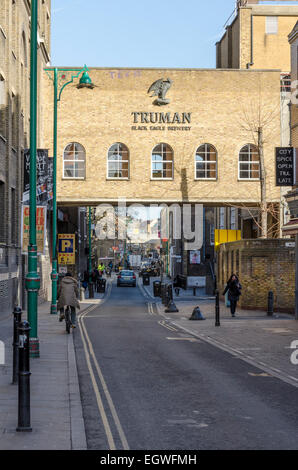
[45,65,94,315]
[88,206,94,298]
[25,0,40,357]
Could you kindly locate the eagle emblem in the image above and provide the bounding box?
[147,78,173,106]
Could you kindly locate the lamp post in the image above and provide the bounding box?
[45,66,94,315]
[88,206,94,298]
[25,0,40,357]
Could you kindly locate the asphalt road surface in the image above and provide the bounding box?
[73,279,298,450]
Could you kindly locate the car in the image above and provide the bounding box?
[117,270,137,287]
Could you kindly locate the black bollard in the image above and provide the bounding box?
[267,291,274,316]
[215,290,220,327]
[16,321,32,432]
[12,306,22,385]
[88,282,94,299]
[174,287,180,296]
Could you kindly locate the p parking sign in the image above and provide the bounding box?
[58,234,75,265]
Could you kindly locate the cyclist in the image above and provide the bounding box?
[57,272,80,328]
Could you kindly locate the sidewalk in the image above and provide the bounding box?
[140,277,298,388]
[0,284,107,450]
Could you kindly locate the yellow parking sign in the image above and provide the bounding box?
[58,234,75,265]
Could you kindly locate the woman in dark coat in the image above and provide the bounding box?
[223,274,242,317]
[57,273,80,327]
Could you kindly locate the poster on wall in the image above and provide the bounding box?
[189,250,201,265]
[21,205,47,255]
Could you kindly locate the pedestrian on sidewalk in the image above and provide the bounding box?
[57,272,80,328]
[223,274,242,317]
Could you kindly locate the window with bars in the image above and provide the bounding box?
[63,142,86,178]
[195,144,217,179]
[0,181,5,243]
[11,187,16,245]
[239,144,260,180]
[151,143,173,179]
[0,75,5,138]
[107,143,129,179]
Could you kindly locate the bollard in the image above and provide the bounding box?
[12,306,22,385]
[167,284,173,301]
[215,290,220,327]
[193,287,197,296]
[80,287,85,301]
[189,306,205,321]
[16,321,32,432]
[88,282,94,299]
[267,291,274,316]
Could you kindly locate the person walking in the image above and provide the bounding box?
[57,272,80,328]
[223,274,242,317]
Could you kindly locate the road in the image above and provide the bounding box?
[73,278,298,450]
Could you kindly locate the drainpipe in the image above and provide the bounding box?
[246,14,254,69]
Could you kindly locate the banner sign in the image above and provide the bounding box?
[23,149,50,205]
[21,205,47,255]
[275,147,294,186]
[58,234,75,265]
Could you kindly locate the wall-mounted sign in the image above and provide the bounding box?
[21,206,47,255]
[276,147,294,186]
[131,111,192,132]
[23,149,51,205]
[58,234,75,265]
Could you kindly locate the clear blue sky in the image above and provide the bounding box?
[51,0,298,69]
[51,0,238,69]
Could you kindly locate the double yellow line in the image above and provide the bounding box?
[77,282,129,450]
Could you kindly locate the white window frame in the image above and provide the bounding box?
[62,142,86,179]
[194,143,217,180]
[107,142,129,180]
[151,143,174,180]
[238,144,260,181]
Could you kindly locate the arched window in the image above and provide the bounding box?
[107,143,129,179]
[151,143,173,179]
[239,144,260,180]
[195,144,217,180]
[63,143,86,178]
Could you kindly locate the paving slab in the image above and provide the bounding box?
[0,284,107,450]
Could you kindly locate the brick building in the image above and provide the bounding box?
[217,239,295,313]
[0,0,51,317]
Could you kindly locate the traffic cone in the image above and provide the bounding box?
[189,306,205,320]
[165,300,179,313]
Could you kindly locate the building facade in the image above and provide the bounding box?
[216,0,298,71]
[43,68,282,207]
[0,0,51,317]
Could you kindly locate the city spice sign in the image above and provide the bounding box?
[131,112,192,131]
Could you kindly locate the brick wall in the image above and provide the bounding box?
[0,0,51,316]
[42,68,282,207]
[217,239,295,313]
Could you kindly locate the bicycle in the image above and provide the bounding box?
[64,306,72,334]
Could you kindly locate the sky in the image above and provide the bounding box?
[51,0,298,69]
[51,0,238,69]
